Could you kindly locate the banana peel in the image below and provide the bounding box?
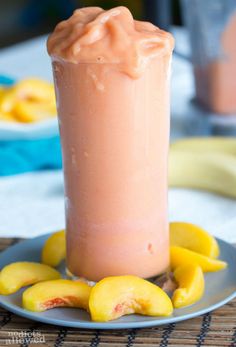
[169,137,236,199]
[171,137,236,155]
[170,136,236,155]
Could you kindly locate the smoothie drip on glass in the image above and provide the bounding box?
[47,7,174,281]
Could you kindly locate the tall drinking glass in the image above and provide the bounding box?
[48,6,174,281]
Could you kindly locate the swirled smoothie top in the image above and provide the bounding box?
[47,6,174,78]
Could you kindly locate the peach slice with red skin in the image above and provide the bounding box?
[172,264,205,309]
[22,279,91,312]
[170,246,227,272]
[0,262,61,295]
[42,230,66,267]
[170,222,219,258]
[89,275,173,322]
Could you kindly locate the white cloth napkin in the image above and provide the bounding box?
[0,170,235,243]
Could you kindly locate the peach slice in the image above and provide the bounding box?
[89,275,173,322]
[172,264,205,308]
[0,111,16,122]
[0,262,61,295]
[14,99,56,123]
[13,78,55,103]
[170,222,219,258]
[170,246,227,272]
[0,89,16,113]
[22,279,91,312]
[42,230,66,267]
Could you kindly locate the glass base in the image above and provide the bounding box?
[65,267,175,294]
[65,267,96,286]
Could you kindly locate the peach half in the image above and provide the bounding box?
[172,264,204,309]
[42,230,66,267]
[170,246,227,272]
[0,262,61,295]
[170,222,219,258]
[22,279,91,312]
[89,275,173,322]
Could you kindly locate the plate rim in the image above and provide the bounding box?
[0,234,235,330]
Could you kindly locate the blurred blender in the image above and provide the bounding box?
[181,0,236,134]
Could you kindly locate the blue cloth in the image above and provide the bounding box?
[0,136,62,176]
[0,75,15,86]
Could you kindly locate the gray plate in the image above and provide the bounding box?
[0,234,235,329]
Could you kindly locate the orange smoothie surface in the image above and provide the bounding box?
[47,7,174,281]
[47,6,174,78]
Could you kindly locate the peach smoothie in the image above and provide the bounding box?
[47,7,174,281]
[194,12,236,114]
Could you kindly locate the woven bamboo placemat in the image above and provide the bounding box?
[0,238,235,347]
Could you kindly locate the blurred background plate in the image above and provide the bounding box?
[0,76,61,175]
[0,75,59,141]
[0,118,58,141]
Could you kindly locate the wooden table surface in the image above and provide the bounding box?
[0,238,235,347]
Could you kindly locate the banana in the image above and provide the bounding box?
[171,137,236,155]
[169,150,236,198]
